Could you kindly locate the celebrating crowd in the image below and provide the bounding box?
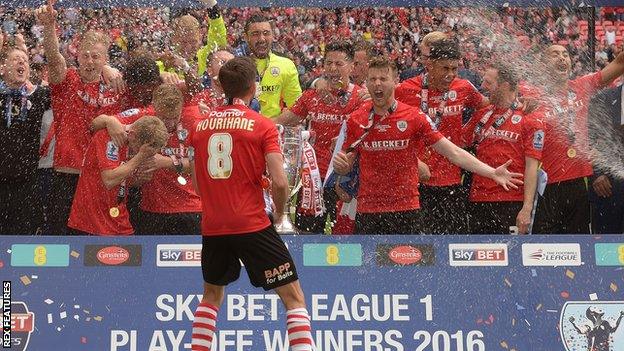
[1,1,624,239]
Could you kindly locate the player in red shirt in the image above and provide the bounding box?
[275,41,364,233]
[92,84,204,234]
[67,116,168,235]
[463,63,544,234]
[525,44,624,234]
[189,57,314,351]
[332,56,522,234]
[36,0,124,234]
[191,49,234,112]
[395,38,488,234]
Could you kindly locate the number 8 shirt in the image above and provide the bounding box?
[189,103,281,235]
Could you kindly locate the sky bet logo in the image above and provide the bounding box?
[449,244,508,266]
[156,244,202,267]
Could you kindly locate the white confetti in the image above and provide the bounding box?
[546,310,558,313]
[56,327,62,332]
[74,305,80,309]
[73,315,80,321]
[589,293,598,301]
[44,299,54,305]
[6,249,11,254]
[31,275,38,279]
[60,312,67,319]
[47,314,53,324]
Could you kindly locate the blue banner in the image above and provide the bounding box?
[1,235,623,351]
[2,0,623,8]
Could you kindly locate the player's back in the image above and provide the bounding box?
[191,103,281,236]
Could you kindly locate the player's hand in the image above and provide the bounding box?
[102,66,126,94]
[136,144,160,162]
[592,175,612,198]
[160,71,184,86]
[333,151,355,175]
[518,96,539,114]
[106,118,127,147]
[334,181,353,203]
[153,154,174,171]
[357,86,371,101]
[35,0,57,26]
[493,160,524,191]
[15,33,27,52]
[315,78,335,105]
[198,101,211,114]
[516,206,532,234]
[273,212,285,226]
[199,0,217,7]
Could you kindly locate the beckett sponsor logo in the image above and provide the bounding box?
[376,244,434,266]
[449,244,508,266]
[522,244,582,266]
[84,245,141,267]
[157,244,202,267]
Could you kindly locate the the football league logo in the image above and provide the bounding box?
[560,300,624,351]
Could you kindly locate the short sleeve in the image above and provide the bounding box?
[522,112,545,161]
[94,131,122,171]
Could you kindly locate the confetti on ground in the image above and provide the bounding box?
[590,293,598,301]
[500,341,509,349]
[536,304,543,311]
[611,283,618,292]
[94,316,103,322]
[70,251,80,258]
[81,337,87,344]
[531,269,537,277]
[565,269,575,279]
[20,276,31,286]
[561,291,570,299]
[504,278,512,287]
[31,275,38,279]
[60,312,67,319]
[47,314,53,324]
[44,299,54,305]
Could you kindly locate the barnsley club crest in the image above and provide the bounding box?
[559,300,624,351]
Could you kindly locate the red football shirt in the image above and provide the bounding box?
[68,130,133,235]
[290,84,363,177]
[395,75,484,186]
[190,103,281,235]
[141,105,203,213]
[345,101,444,213]
[50,68,121,170]
[463,106,544,202]
[190,88,226,112]
[519,72,602,183]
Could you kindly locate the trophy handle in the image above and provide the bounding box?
[273,124,303,234]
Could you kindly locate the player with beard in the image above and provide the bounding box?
[394,39,488,234]
[525,44,624,234]
[189,57,315,351]
[36,0,124,234]
[333,56,522,234]
[0,48,50,234]
[463,63,544,234]
[274,41,364,233]
[244,14,302,118]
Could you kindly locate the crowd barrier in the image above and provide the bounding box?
[1,234,623,351]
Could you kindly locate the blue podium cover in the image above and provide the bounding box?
[1,234,623,351]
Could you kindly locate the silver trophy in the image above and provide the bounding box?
[274,125,310,234]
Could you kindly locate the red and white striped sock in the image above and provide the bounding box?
[286,308,315,351]
[191,302,219,351]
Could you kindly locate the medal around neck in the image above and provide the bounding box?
[109,207,120,218]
